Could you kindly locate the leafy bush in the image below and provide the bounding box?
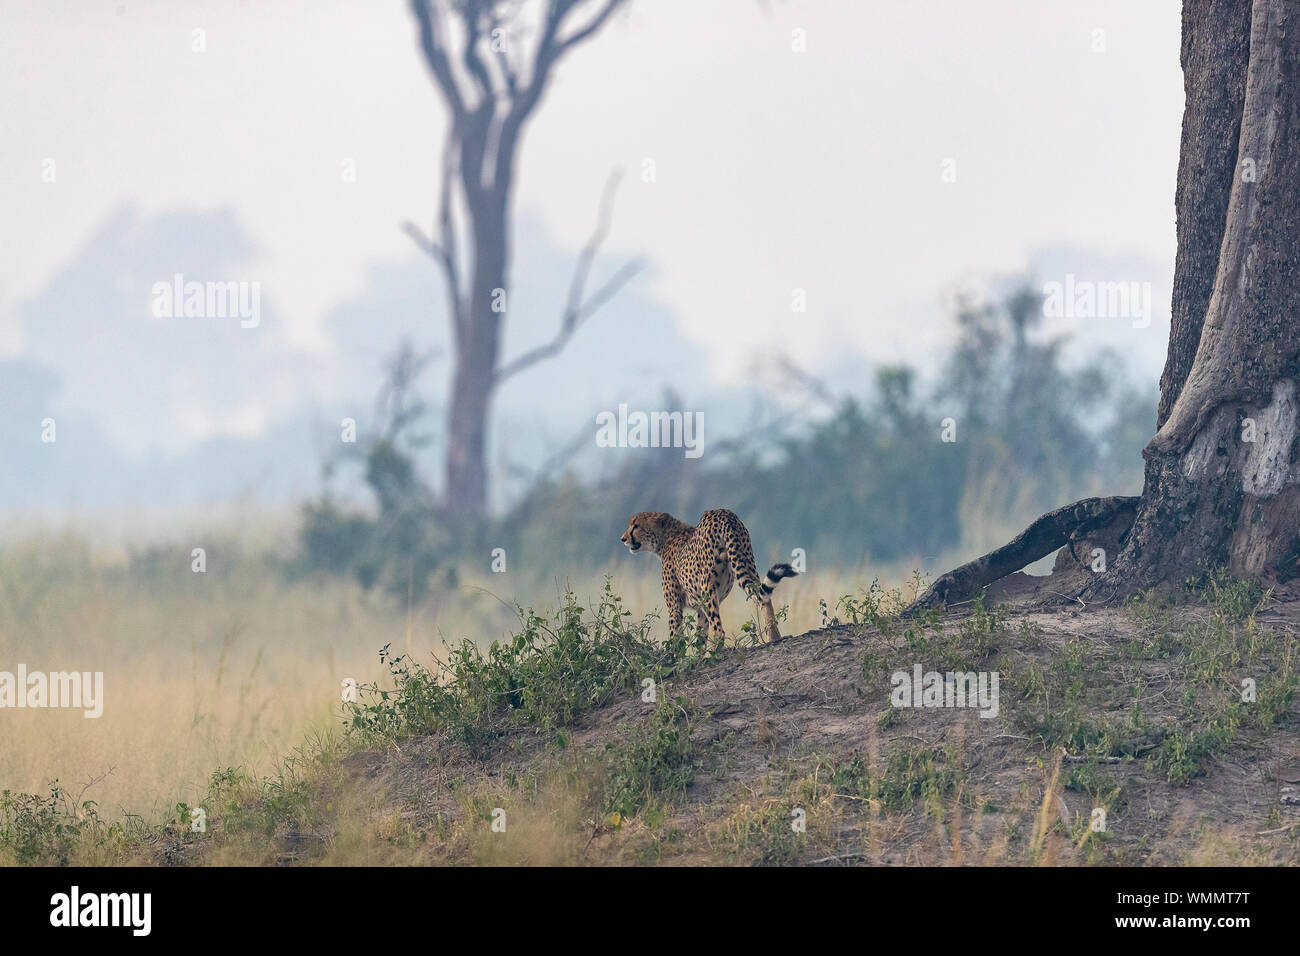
[0,782,143,865]
[345,580,701,751]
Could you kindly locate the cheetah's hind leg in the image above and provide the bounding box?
[760,599,781,643]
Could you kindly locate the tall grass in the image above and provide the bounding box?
[0,532,393,820]
[0,524,939,826]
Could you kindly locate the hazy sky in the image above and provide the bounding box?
[2,0,1184,440]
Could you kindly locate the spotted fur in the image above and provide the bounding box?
[621,509,798,643]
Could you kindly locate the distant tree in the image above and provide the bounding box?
[939,284,1125,517]
[404,0,640,520]
[299,343,444,596]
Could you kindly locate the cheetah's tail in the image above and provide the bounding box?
[759,563,798,596]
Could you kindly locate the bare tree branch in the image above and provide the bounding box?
[487,4,521,96]
[487,0,626,193]
[402,115,468,343]
[495,169,643,384]
[770,356,839,408]
[436,121,466,340]
[400,220,438,258]
[459,1,497,105]
[556,0,627,53]
[486,6,564,193]
[410,0,467,115]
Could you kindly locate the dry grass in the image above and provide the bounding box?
[6,519,1297,867]
[0,534,391,819]
[0,520,950,828]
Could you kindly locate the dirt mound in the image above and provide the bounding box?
[341,591,1300,865]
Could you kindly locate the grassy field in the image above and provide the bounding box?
[3,517,1297,866]
[0,530,390,820]
[0,518,946,829]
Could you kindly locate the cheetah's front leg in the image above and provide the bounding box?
[662,572,685,637]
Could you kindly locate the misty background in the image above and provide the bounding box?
[0,0,1192,820]
[1,0,1179,577]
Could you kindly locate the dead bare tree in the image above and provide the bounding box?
[912,0,1300,610]
[403,0,641,519]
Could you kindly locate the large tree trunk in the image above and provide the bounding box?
[1157,0,1253,430]
[917,0,1300,611]
[1101,0,1300,590]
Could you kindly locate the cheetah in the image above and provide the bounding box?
[620,509,798,644]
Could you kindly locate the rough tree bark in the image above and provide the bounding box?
[1109,0,1300,589]
[913,0,1300,610]
[1157,0,1254,430]
[405,0,640,518]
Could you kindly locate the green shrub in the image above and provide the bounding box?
[601,699,696,822]
[345,580,701,752]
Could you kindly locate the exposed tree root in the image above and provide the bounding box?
[904,496,1140,614]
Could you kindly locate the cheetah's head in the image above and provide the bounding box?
[621,512,670,555]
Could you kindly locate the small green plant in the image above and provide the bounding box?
[828,579,905,633]
[0,786,81,865]
[1155,719,1236,785]
[1184,563,1269,621]
[941,594,1003,672]
[824,745,961,814]
[0,778,139,865]
[600,699,696,822]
